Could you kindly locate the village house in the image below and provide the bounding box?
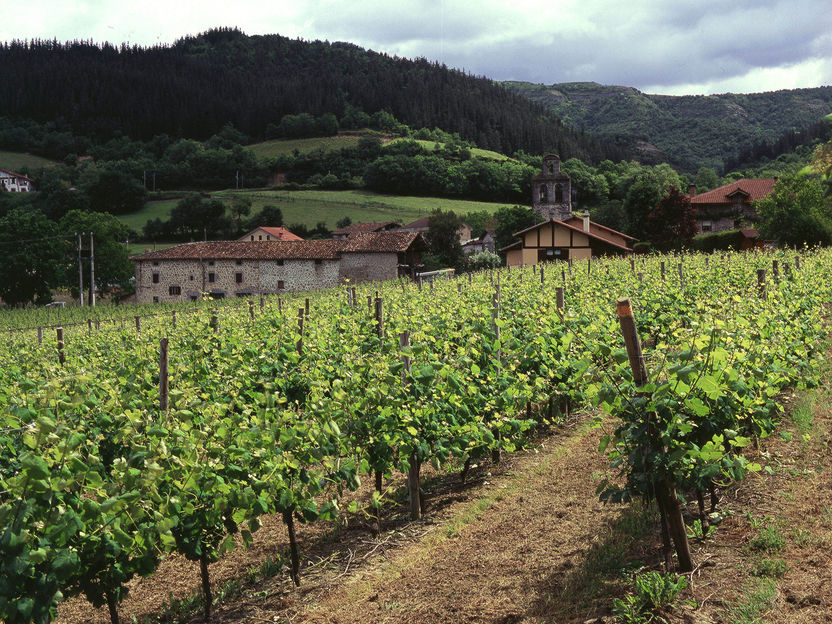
[461,229,496,255]
[397,216,473,244]
[332,221,399,239]
[0,168,35,192]
[689,179,776,234]
[238,226,303,241]
[131,232,426,303]
[501,154,636,266]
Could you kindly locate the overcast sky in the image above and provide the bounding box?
[4,0,831,95]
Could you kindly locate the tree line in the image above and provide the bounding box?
[0,28,626,162]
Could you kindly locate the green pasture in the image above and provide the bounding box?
[212,189,517,229]
[386,138,510,161]
[247,134,373,158]
[0,150,59,172]
[118,199,182,231]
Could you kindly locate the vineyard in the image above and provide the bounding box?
[1,249,830,624]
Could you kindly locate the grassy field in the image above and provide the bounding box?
[0,150,60,171]
[212,189,517,228]
[246,132,512,162]
[127,241,180,255]
[117,189,517,232]
[246,133,378,159]
[118,199,183,231]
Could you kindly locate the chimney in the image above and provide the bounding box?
[582,212,590,232]
[688,183,696,196]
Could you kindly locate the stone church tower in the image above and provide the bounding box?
[532,154,572,221]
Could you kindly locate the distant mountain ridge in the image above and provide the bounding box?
[503,81,832,172]
[0,29,623,163]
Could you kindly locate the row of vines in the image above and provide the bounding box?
[1,249,830,624]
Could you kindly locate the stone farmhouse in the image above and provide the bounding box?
[132,232,427,304]
[689,179,776,234]
[501,154,636,266]
[0,168,35,192]
[238,226,303,241]
[332,221,398,239]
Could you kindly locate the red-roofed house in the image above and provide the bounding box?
[0,169,35,192]
[238,226,303,242]
[398,216,473,244]
[501,215,635,266]
[689,179,776,234]
[131,233,427,303]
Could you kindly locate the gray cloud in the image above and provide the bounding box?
[2,0,831,94]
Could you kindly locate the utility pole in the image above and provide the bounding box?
[77,232,84,307]
[89,232,96,307]
[235,170,239,190]
[152,172,156,192]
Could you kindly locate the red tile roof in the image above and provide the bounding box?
[239,227,303,241]
[399,216,432,230]
[505,218,634,252]
[332,222,397,236]
[340,231,428,253]
[691,179,776,205]
[132,240,343,261]
[132,232,427,262]
[0,168,35,182]
[562,216,637,241]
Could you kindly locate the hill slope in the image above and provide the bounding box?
[504,81,832,172]
[0,29,622,163]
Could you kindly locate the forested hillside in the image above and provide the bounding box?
[504,81,832,172]
[0,28,622,162]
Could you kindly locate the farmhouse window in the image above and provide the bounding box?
[190,295,198,301]
[276,260,284,266]
[278,280,285,289]
[153,296,159,303]
[314,259,322,265]
[208,261,215,266]
[235,272,243,283]
[258,235,262,240]
[250,235,255,241]
[236,259,243,265]
[208,272,216,283]
[189,275,194,281]
[701,221,712,232]
[169,286,181,295]
[555,183,563,203]
[152,261,160,266]
[152,273,159,283]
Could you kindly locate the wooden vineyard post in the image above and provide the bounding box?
[587,257,591,275]
[795,255,801,271]
[304,297,310,316]
[249,300,255,320]
[87,319,92,335]
[637,272,644,283]
[491,285,502,465]
[135,316,141,333]
[260,296,265,311]
[468,272,472,285]
[430,280,434,293]
[367,295,372,314]
[57,326,65,366]
[568,258,573,278]
[705,256,710,269]
[37,327,43,346]
[661,261,666,281]
[757,269,766,297]
[772,259,779,281]
[678,263,684,288]
[616,297,693,573]
[540,265,545,289]
[172,311,177,330]
[630,258,635,273]
[400,330,421,521]
[296,308,305,354]
[277,296,282,314]
[374,297,384,349]
[556,287,564,311]
[95,320,100,331]
[210,311,218,334]
[159,337,169,412]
